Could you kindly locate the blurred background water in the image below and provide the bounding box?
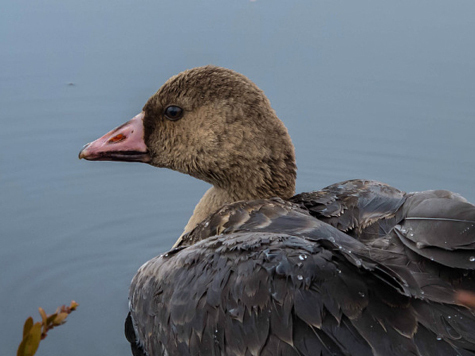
[1,0,474,354]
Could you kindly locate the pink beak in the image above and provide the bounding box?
[79,112,150,163]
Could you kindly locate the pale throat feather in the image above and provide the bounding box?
[174,187,234,247]
[184,186,233,233]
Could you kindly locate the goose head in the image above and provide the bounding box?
[79,66,297,232]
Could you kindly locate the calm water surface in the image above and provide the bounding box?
[1,1,474,355]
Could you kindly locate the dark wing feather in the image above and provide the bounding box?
[291,180,475,269]
[125,313,146,356]
[395,190,475,269]
[128,199,475,356]
[292,180,475,300]
[290,179,406,241]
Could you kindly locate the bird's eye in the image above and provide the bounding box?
[164,105,184,121]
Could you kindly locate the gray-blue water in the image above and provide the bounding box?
[1,1,474,355]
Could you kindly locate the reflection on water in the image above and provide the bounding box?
[1,1,474,355]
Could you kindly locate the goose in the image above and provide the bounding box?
[79,65,475,356]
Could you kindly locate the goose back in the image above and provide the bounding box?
[127,183,475,356]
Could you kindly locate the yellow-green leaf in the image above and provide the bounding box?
[23,317,33,338]
[38,308,47,335]
[46,313,57,325]
[38,308,47,324]
[53,312,68,326]
[22,322,42,356]
[17,333,30,356]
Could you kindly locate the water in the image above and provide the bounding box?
[1,1,474,355]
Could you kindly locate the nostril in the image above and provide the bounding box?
[108,133,126,144]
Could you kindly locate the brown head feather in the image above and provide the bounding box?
[141,66,296,233]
